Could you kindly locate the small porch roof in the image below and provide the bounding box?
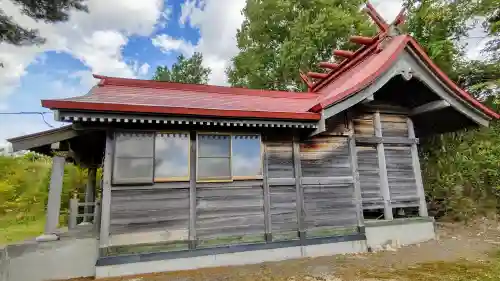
[7,125,78,152]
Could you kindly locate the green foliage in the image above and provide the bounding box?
[0,0,87,46]
[421,121,500,221]
[227,0,375,91]
[0,155,89,244]
[402,0,478,78]
[153,52,211,84]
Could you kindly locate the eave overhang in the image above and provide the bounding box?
[7,125,78,152]
[54,110,319,129]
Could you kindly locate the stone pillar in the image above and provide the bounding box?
[36,155,65,242]
[81,168,97,224]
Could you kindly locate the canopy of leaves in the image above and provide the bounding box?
[402,0,478,80]
[153,52,211,85]
[0,0,87,46]
[477,0,500,61]
[227,0,376,91]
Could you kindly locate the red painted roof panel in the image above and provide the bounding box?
[42,81,322,121]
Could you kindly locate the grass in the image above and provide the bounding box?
[342,251,500,281]
[0,215,45,245]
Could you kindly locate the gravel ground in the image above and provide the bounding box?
[67,219,500,281]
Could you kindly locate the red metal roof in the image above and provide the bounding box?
[42,77,321,121]
[41,2,499,121]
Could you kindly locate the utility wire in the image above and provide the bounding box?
[0,111,55,128]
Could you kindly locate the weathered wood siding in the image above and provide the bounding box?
[195,181,265,240]
[356,145,383,209]
[300,136,358,234]
[381,114,408,137]
[266,140,295,179]
[300,136,351,177]
[385,146,419,206]
[109,182,190,244]
[354,113,374,136]
[265,139,298,240]
[353,110,424,213]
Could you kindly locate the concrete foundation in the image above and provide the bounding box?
[96,240,367,278]
[1,227,98,281]
[365,218,436,248]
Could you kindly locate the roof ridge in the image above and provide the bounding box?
[93,75,319,100]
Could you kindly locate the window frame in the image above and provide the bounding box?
[112,131,155,185]
[196,132,263,183]
[153,131,191,183]
[111,130,264,185]
[231,133,264,181]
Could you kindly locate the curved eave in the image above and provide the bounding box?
[41,100,321,121]
[310,35,500,121]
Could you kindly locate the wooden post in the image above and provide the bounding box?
[99,132,113,248]
[188,132,197,249]
[374,112,393,220]
[82,168,97,223]
[407,117,429,217]
[262,143,272,242]
[36,155,65,242]
[69,197,78,229]
[292,135,305,241]
[347,119,364,230]
[93,199,101,234]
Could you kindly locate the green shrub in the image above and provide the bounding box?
[421,120,500,221]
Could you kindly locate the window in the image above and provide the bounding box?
[113,132,155,184]
[232,135,262,178]
[155,133,190,181]
[197,134,231,181]
[112,131,262,184]
[197,133,262,181]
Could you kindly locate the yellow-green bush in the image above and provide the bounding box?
[0,154,89,243]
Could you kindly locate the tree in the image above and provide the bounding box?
[402,0,478,80]
[1,0,87,46]
[477,0,500,61]
[153,52,211,84]
[228,0,485,91]
[227,0,375,91]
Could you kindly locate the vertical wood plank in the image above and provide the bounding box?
[347,118,364,228]
[292,135,305,239]
[189,132,197,247]
[262,143,272,242]
[83,167,96,223]
[100,131,113,248]
[407,117,429,217]
[374,112,393,220]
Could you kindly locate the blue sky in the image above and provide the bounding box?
[0,0,487,147]
[0,0,249,144]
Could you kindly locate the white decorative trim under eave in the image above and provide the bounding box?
[58,112,318,129]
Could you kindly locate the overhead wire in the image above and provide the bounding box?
[0,111,56,128]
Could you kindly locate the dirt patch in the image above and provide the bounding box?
[68,219,500,281]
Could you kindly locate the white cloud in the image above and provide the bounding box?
[152,34,195,56]
[138,63,151,76]
[155,0,402,86]
[0,0,167,98]
[153,0,246,85]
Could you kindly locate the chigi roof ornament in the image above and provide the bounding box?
[300,1,407,92]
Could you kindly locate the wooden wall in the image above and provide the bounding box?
[196,181,265,246]
[353,109,424,217]
[104,108,427,250]
[300,136,358,236]
[109,183,190,246]
[266,139,298,240]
